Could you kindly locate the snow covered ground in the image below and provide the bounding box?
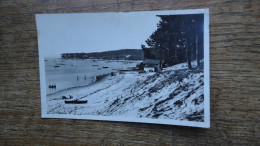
[46,60,204,122]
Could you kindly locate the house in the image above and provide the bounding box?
[143,59,161,72]
[144,67,156,72]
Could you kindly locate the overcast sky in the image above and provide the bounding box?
[36,11,162,57]
[36,9,207,57]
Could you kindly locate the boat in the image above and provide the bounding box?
[103,66,109,69]
[53,58,60,67]
[65,100,88,104]
[95,75,103,81]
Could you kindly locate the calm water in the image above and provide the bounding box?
[44,57,140,94]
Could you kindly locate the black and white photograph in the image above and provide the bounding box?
[36,9,209,128]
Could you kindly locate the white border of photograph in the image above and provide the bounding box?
[36,9,210,128]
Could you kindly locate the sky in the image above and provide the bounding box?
[36,9,207,57]
[36,11,161,57]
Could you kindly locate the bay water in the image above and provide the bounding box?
[44,57,139,94]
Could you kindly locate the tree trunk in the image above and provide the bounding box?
[196,34,200,66]
[187,51,192,69]
[187,44,192,70]
[187,33,192,69]
[174,37,179,64]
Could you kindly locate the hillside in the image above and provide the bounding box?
[61,49,144,60]
[47,60,204,122]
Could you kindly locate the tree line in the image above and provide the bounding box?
[61,49,144,60]
[141,14,204,69]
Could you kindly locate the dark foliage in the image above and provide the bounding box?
[136,62,145,70]
[60,49,144,60]
[142,14,204,68]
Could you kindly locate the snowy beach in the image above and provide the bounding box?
[46,60,204,122]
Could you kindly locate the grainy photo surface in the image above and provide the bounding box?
[36,9,210,128]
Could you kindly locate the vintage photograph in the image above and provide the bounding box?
[36,9,209,128]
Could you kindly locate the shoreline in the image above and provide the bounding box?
[45,58,140,96]
[47,73,111,97]
[46,60,205,122]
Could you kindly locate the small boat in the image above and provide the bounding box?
[54,65,60,68]
[111,72,116,76]
[65,100,88,104]
[95,75,103,81]
[61,95,73,99]
[103,66,109,69]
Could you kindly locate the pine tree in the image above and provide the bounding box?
[142,14,204,68]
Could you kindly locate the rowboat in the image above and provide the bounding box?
[64,100,88,104]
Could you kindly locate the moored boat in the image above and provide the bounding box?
[65,100,88,104]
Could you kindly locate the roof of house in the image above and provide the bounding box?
[143,59,160,65]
